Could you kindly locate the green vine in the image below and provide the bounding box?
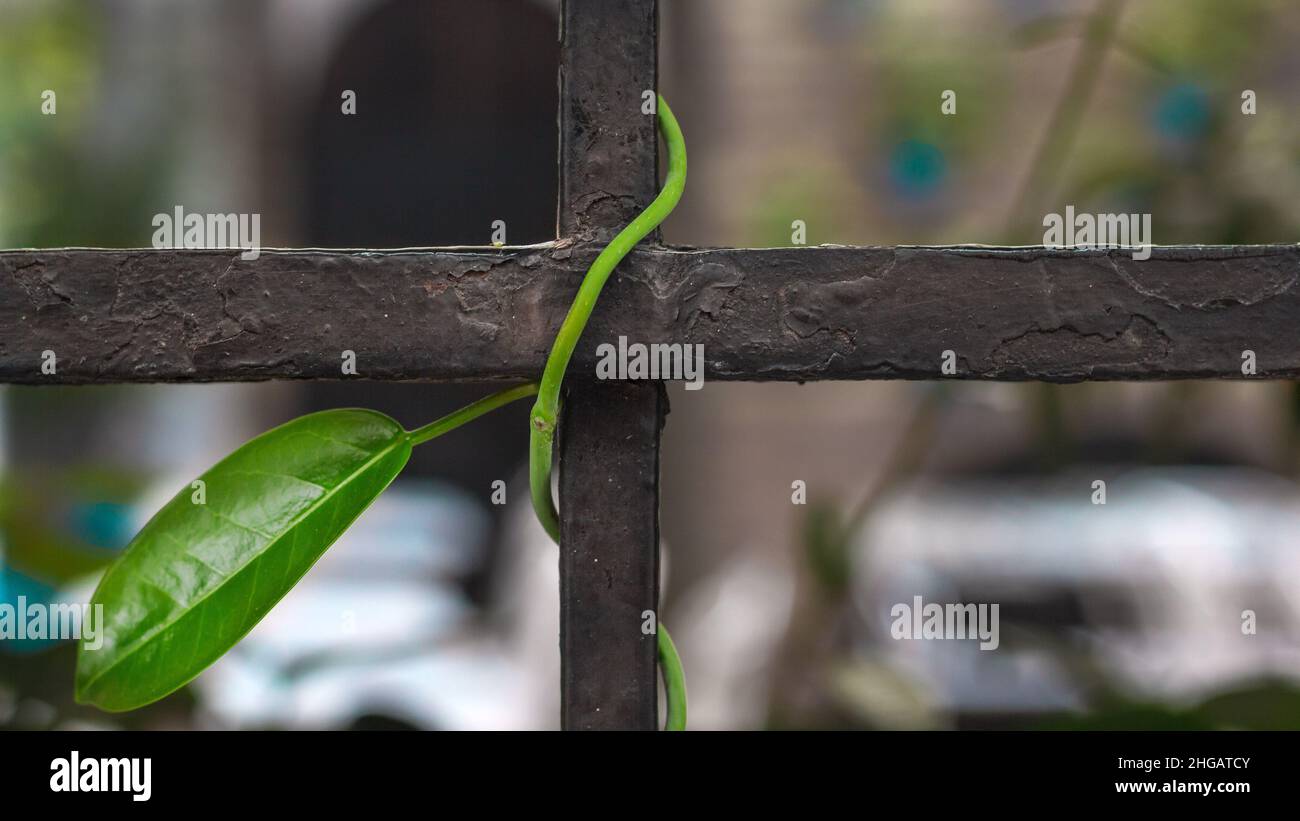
[73,95,690,730]
[529,94,688,730]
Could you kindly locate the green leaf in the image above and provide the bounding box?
[75,409,412,712]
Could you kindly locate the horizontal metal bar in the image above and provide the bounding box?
[3,244,1298,384]
[0,245,581,384]
[646,243,1300,382]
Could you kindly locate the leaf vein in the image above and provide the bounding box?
[79,429,407,700]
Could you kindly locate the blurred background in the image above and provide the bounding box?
[3,0,1300,729]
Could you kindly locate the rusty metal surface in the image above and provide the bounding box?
[556,0,663,730]
[558,380,664,730]
[559,0,659,241]
[5,244,1297,384]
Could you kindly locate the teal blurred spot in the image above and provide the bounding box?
[69,501,133,550]
[1154,82,1210,142]
[888,140,947,199]
[0,568,59,655]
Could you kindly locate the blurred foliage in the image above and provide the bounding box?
[1005,0,1300,245]
[1047,0,1300,245]
[746,0,1300,246]
[0,468,145,586]
[0,0,172,246]
[1037,679,1300,730]
[865,2,1008,188]
[1126,0,1274,76]
[750,169,859,247]
[777,0,1300,729]
[0,467,155,727]
[803,500,849,594]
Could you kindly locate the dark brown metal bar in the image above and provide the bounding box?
[558,0,659,242]
[556,0,662,729]
[6,244,1299,385]
[0,245,583,385]
[558,380,665,730]
[638,243,1300,382]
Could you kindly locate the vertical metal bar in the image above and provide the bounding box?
[558,0,659,241]
[556,0,663,729]
[559,381,665,730]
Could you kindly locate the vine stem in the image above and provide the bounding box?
[405,97,690,730]
[407,382,539,445]
[658,618,687,731]
[529,94,689,731]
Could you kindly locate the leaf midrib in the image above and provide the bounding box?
[80,429,409,700]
